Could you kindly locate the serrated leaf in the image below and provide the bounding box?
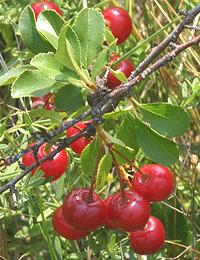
[139,103,190,137]
[30,108,62,124]
[30,52,62,79]
[73,8,104,67]
[36,10,64,49]
[0,65,34,87]
[54,85,85,112]
[81,137,100,177]
[55,24,81,69]
[134,118,179,165]
[11,70,56,98]
[116,113,139,150]
[96,154,112,188]
[18,6,54,53]
[91,47,109,79]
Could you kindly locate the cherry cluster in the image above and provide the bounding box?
[22,121,91,180]
[24,2,173,256]
[52,164,173,255]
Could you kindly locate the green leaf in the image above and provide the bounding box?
[55,24,81,70]
[113,144,135,164]
[18,6,54,53]
[110,69,127,82]
[91,47,109,79]
[11,70,56,98]
[0,66,34,87]
[37,208,54,222]
[30,52,62,79]
[73,8,104,67]
[116,113,139,150]
[54,85,85,112]
[139,103,190,137]
[104,28,117,52]
[96,154,112,188]
[36,10,64,49]
[133,118,179,165]
[29,108,62,124]
[81,137,100,177]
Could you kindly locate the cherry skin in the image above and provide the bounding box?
[106,53,134,89]
[107,191,150,232]
[132,164,174,202]
[43,102,54,110]
[31,93,51,109]
[52,206,89,240]
[22,142,68,181]
[62,188,106,231]
[102,7,132,44]
[130,216,166,255]
[104,195,118,229]
[31,1,62,20]
[66,122,92,155]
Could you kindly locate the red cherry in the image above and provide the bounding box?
[107,53,134,89]
[102,7,132,44]
[66,122,92,155]
[31,93,51,109]
[22,142,68,181]
[107,191,150,232]
[43,103,54,110]
[31,1,62,19]
[104,195,118,229]
[132,164,174,202]
[62,188,106,231]
[52,206,89,240]
[130,216,166,255]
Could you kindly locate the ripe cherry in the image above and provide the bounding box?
[104,195,118,229]
[43,103,54,110]
[31,93,51,109]
[106,53,134,89]
[107,191,150,232]
[130,216,166,255]
[62,188,106,231]
[31,1,62,20]
[66,122,92,155]
[102,7,132,44]
[22,142,68,181]
[52,206,89,240]
[132,164,174,202]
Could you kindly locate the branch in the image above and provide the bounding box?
[0,125,94,194]
[130,4,200,78]
[0,5,200,194]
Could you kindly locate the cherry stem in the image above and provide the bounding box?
[109,145,149,182]
[108,147,127,204]
[87,144,104,202]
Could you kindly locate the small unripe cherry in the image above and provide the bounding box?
[106,53,134,89]
[130,216,166,255]
[31,1,62,20]
[52,206,89,240]
[132,164,174,202]
[102,7,132,44]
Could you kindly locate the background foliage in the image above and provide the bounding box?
[0,0,200,259]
